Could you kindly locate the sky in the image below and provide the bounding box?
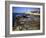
[12,7,40,13]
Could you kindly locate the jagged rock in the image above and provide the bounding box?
[13,14,40,31]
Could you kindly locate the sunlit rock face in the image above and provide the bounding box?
[13,14,40,31]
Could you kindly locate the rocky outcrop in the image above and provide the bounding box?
[13,14,40,31]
